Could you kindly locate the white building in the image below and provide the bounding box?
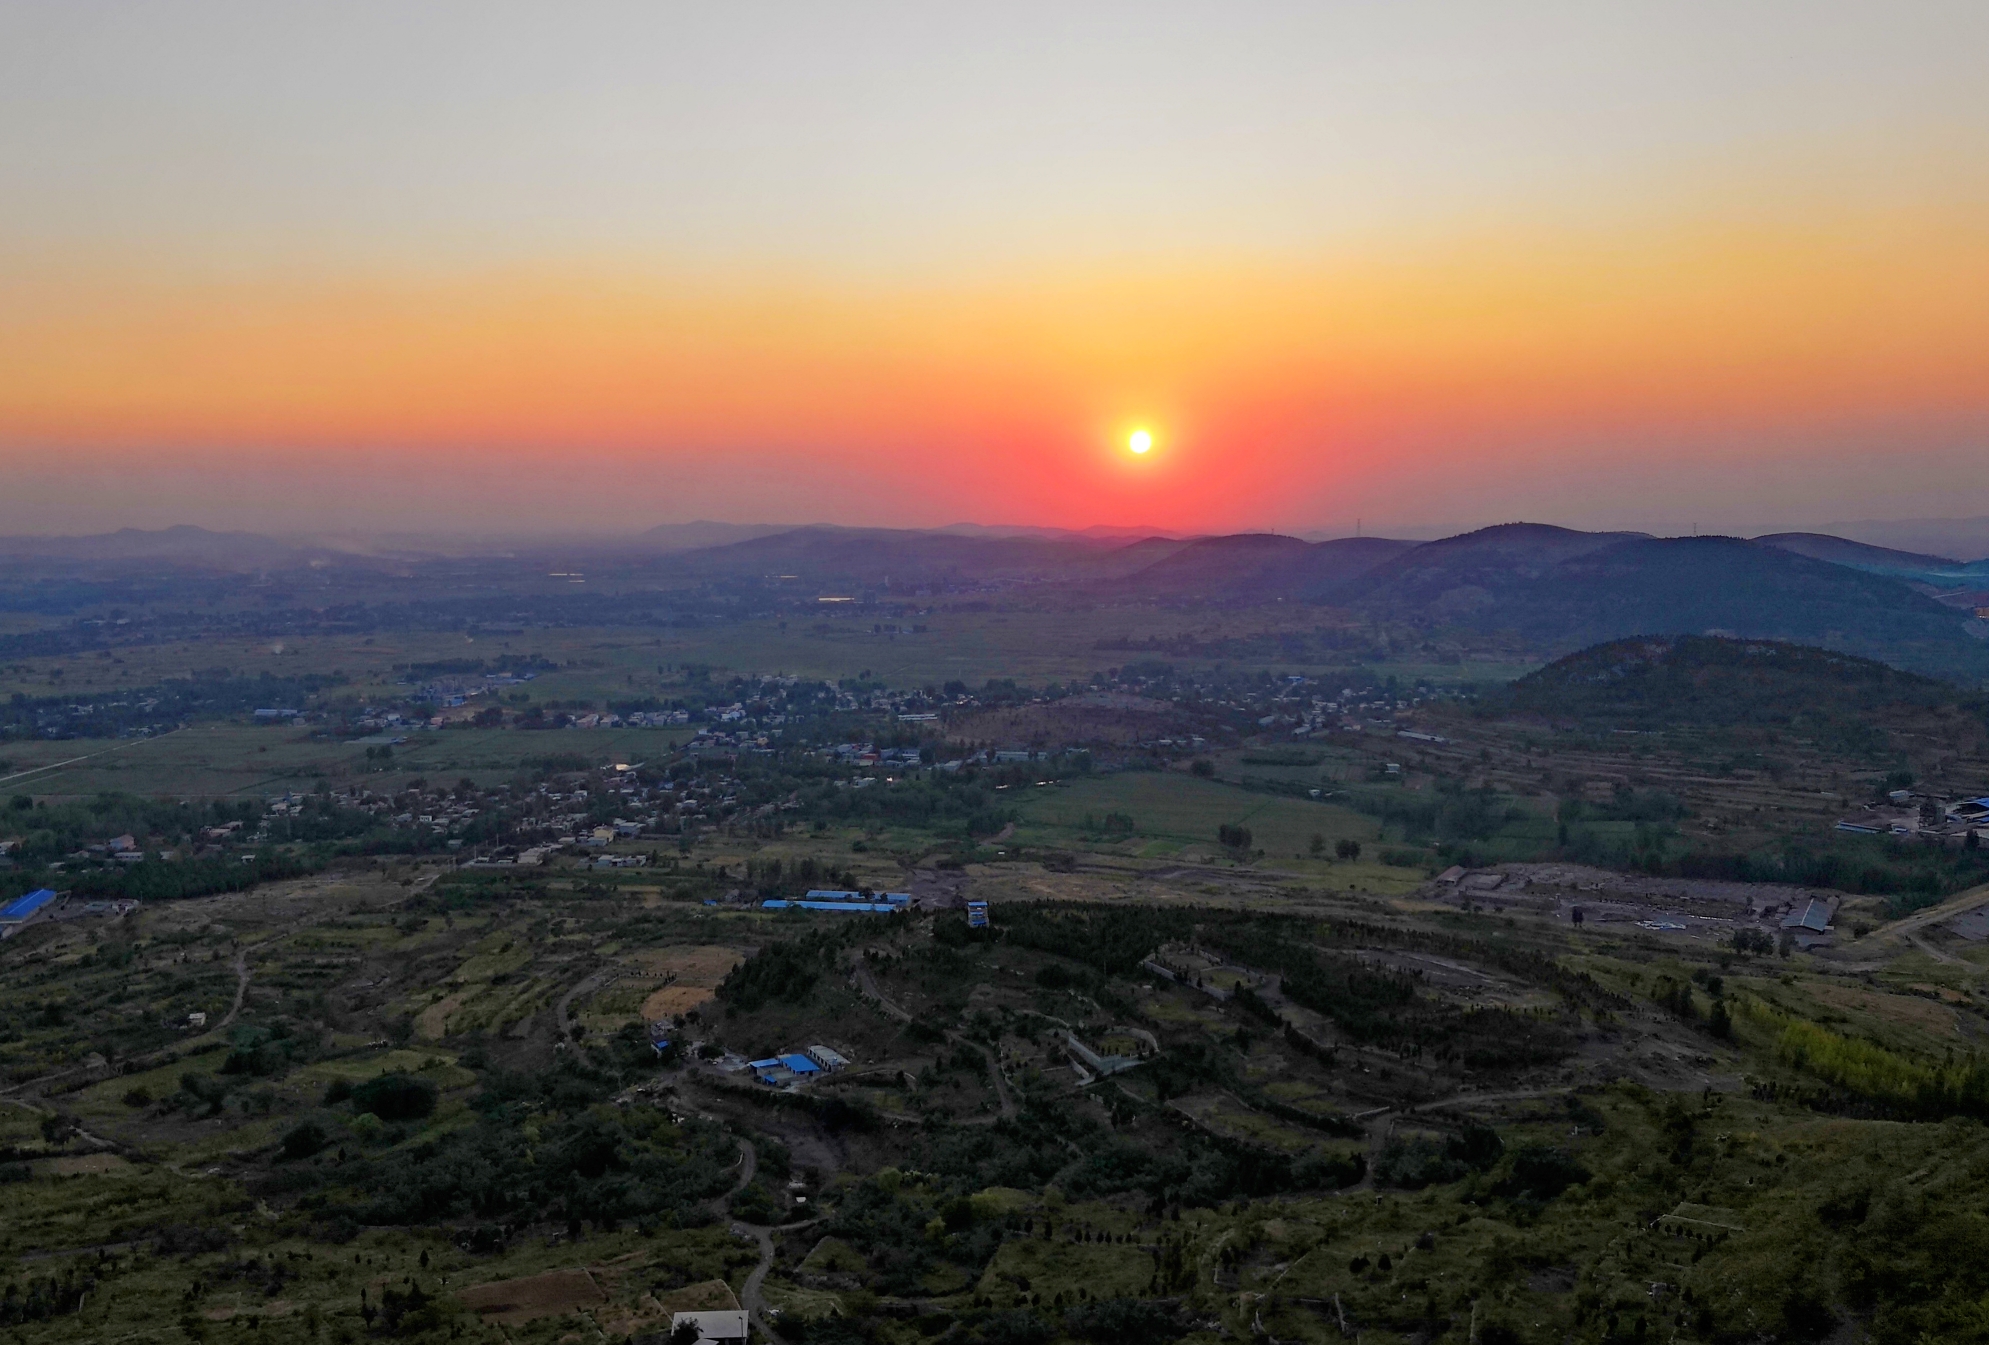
[669,1310,748,1344]
[805,1044,850,1072]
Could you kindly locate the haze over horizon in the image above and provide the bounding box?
[4,2,1987,538]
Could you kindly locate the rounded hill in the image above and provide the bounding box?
[1503,634,1968,736]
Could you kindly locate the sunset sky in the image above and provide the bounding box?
[3,2,1987,539]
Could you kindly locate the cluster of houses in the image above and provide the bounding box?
[1836,790,1989,843]
[741,1043,850,1088]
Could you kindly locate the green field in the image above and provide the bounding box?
[1010,769,1432,888]
[0,613,1530,712]
[0,723,689,799]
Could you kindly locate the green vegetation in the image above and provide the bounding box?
[11,542,1989,1342]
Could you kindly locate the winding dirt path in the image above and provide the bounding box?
[554,963,623,1064]
[852,958,1014,1118]
[1906,931,1968,968]
[714,1135,828,1345]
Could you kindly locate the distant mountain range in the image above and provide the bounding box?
[640,520,1989,677]
[1827,516,1989,563]
[0,525,318,568]
[1347,527,1987,678]
[5,519,1988,681]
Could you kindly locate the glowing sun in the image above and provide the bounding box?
[1128,428,1153,454]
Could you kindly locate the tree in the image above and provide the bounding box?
[1730,927,1774,958]
[1335,838,1362,861]
[280,1120,329,1160]
[1309,833,1325,857]
[1707,998,1733,1040]
[349,1072,436,1121]
[1218,824,1252,852]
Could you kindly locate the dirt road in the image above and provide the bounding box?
[852,958,1014,1119]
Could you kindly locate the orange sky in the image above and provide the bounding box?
[4,4,1988,537]
[5,198,1987,536]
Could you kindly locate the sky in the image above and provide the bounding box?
[2,1,1987,540]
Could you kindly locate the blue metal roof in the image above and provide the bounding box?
[0,889,56,922]
[779,1053,821,1073]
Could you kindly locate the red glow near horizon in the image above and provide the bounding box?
[1,201,1988,535]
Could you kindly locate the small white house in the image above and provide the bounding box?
[805,1044,850,1072]
[669,1310,748,1344]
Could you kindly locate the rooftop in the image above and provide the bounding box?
[0,889,57,922]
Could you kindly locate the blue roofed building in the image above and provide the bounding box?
[0,888,58,938]
[763,898,904,914]
[805,889,910,905]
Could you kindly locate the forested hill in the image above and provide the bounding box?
[1499,635,1975,734]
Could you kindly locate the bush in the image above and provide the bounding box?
[280,1120,330,1161]
[1062,1298,1186,1345]
[730,1180,781,1224]
[1292,1150,1367,1189]
[1496,1143,1591,1201]
[1375,1136,1467,1189]
[349,1073,437,1121]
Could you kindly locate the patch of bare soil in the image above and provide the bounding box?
[634,945,751,1021]
[653,1280,741,1312]
[456,1267,603,1325]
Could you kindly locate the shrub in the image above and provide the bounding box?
[280,1120,330,1161]
[349,1072,437,1121]
[1496,1144,1591,1201]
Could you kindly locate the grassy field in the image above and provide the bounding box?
[0,723,689,798]
[2,812,1989,1342]
[1009,769,1433,889]
[0,612,1532,709]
